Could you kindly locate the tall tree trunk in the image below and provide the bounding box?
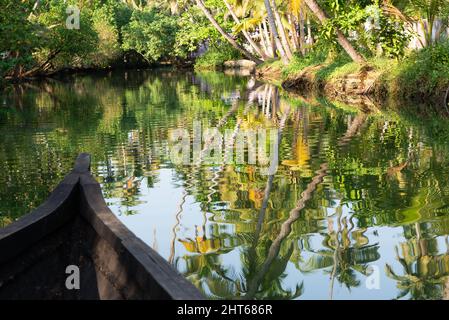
[258,23,271,57]
[195,0,263,64]
[299,6,306,55]
[223,0,268,60]
[263,0,289,64]
[304,0,365,63]
[289,14,300,52]
[262,20,275,57]
[32,0,41,10]
[241,0,250,16]
[269,21,278,58]
[307,17,314,46]
[271,0,294,59]
[271,0,293,60]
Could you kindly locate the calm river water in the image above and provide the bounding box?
[1,70,449,299]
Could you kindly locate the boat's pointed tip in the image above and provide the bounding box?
[74,153,91,173]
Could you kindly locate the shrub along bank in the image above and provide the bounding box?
[258,42,449,110]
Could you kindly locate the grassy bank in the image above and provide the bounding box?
[258,42,449,111]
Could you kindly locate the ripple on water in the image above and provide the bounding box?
[2,70,449,299]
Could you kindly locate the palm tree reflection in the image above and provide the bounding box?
[386,224,449,300]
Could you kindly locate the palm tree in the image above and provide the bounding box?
[303,0,365,63]
[195,0,264,64]
[263,0,290,64]
[288,13,300,52]
[262,20,276,57]
[288,0,305,53]
[223,0,268,60]
[396,0,449,46]
[229,0,276,58]
[271,0,294,59]
[385,231,449,300]
[299,209,380,298]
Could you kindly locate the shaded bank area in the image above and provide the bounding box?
[0,153,203,300]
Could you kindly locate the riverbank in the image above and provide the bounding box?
[0,60,192,88]
[256,44,449,116]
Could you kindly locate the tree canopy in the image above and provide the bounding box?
[1,0,449,79]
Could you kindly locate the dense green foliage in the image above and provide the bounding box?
[267,38,449,106]
[0,1,184,77]
[389,41,449,100]
[35,2,98,69]
[88,2,123,67]
[0,1,37,77]
[317,1,410,58]
[174,3,228,59]
[122,8,178,63]
[0,0,249,78]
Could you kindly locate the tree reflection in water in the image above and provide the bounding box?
[2,70,449,299]
[386,224,449,300]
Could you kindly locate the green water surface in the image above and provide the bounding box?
[1,70,449,300]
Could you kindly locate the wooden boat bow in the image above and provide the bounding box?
[0,154,204,300]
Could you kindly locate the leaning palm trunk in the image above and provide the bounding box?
[195,0,263,64]
[223,0,268,60]
[262,20,276,57]
[304,0,365,63]
[266,23,279,58]
[258,23,272,57]
[271,0,294,59]
[263,0,289,64]
[288,14,300,52]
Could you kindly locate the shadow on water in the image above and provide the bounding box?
[1,69,449,299]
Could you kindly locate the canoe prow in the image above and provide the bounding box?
[0,154,204,300]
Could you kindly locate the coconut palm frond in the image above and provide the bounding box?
[233,16,264,33]
[206,273,237,299]
[289,0,303,17]
[298,252,335,272]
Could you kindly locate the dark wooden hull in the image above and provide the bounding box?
[0,154,203,300]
